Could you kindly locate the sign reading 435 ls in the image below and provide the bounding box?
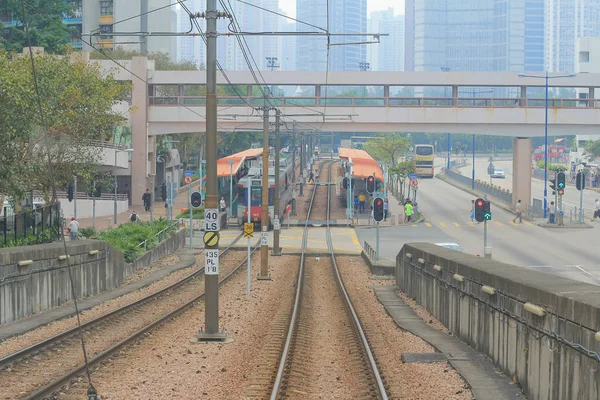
[204,208,219,231]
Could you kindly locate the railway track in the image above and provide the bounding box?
[269,160,388,399]
[0,232,259,399]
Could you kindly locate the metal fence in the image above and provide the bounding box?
[445,168,513,204]
[1,203,62,247]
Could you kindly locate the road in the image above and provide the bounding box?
[358,170,600,286]
[457,157,600,219]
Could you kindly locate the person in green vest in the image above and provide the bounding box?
[404,200,413,223]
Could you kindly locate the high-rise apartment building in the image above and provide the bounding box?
[546,0,600,73]
[367,9,404,71]
[405,0,545,73]
[177,0,205,67]
[296,0,367,71]
[82,0,176,58]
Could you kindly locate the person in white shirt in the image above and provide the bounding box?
[512,199,522,224]
[548,201,556,224]
[593,199,599,221]
[68,217,79,240]
[220,197,226,212]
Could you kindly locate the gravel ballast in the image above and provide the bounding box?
[337,256,472,399]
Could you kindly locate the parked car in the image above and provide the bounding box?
[491,168,505,178]
[435,242,464,252]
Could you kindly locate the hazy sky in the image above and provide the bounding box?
[278,0,405,19]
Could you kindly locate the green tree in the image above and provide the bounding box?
[389,160,415,202]
[90,47,202,71]
[363,133,411,166]
[0,0,73,54]
[0,50,130,203]
[585,139,600,161]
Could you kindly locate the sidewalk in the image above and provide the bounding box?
[351,191,417,227]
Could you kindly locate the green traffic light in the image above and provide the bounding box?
[484,213,491,220]
[558,183,564,188]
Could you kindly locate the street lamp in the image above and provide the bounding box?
[518,72,576,218]
[347,162,354,223]
[227,159,235,217]
[114,148,134,224]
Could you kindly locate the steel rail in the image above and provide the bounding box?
[0,231,244,371]
[21,235,259,400]
[324,163,388,399]
[269,160,323,399]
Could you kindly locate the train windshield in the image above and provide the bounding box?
[239,186,263,206]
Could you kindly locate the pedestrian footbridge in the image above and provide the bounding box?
[140,69,600,136]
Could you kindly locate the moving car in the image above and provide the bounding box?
[491,168,505,179]
[435,243,464,252]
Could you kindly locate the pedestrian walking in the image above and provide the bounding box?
[68,217,79,241]
[593,199,600,221]
[142,189,151,212]
[548,201,556,224]
[513,199,522,223]
[129,210,139,222]
[470,199,475,224]
[358,192,366,213]
[404,200,413,223]
[383,198,389,221]
[307,170,314,183]
[220,196,227,212]
[353,195,359,213]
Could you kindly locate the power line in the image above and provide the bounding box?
[235,0,326,32]
[89,0,183,33]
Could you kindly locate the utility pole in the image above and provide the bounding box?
[140,1,148,55]
[300,132,304,197]
[292,121,296,185]
[259,92,271,279]
[196,0,227,342]
[272,110,281,255]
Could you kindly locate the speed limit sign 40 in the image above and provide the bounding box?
[204,208,219,231]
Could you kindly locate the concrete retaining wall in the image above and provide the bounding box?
[0,229,186,324]
[396,243,600,400]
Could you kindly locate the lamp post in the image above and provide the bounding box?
[518,72,575,218]
[113,148,134,224]
[227,160,235,217]
[348,161,354,223]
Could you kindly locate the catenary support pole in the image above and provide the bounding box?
[273,110,281,255]
[189,185,193,250]
[92,181,96,229]
[197,0,224,340]
[259,92,270,278]
[543,73,549,219]
[579,171,584,223]
[300,132,304,197]
[247,174,251,296]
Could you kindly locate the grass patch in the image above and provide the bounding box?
[96,219,178,262]
[176,207,204,219]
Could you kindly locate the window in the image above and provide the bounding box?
[99,24,112,39]
[579,51,590,63]
[251,187,261,205]
[100,0,113,16]
[415,145,434,156]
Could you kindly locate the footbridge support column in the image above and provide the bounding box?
[512,137,532,211]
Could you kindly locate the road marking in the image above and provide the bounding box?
[509,221,518,226]
[452,222,461,227]
[528,265,552,269]
[567,265,592,276]
[412,224,418,227]
[350,231,361,247]
[494,221,504,227]
[439,222,447,227]
[466,222,475,227]
[425,222,432,227]
[523,221,533,226]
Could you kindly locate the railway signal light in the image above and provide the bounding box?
[366,175,375,194]
[190,191,202,208]
[373,197,384,222]
[67,183,74,202]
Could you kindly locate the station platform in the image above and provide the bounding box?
[197,227,362,255]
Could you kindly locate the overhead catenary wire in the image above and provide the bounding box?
[17,0,96,395]
[235,0,327,32]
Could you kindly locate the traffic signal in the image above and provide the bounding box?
[556,172,565,194]
[474,197,485,222]
[190,191,202,208]
[342,177,348,189]
[67,183,74,202]
[373,197,384,222]
[366,175,376,194]
[161,183,167,201]
[549,177,557,195]
[482,200,492,221]
[576,171,585,191]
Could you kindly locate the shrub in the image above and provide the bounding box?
[98,219,177,262]
[79,227,98,239]
[176,207,204,219]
